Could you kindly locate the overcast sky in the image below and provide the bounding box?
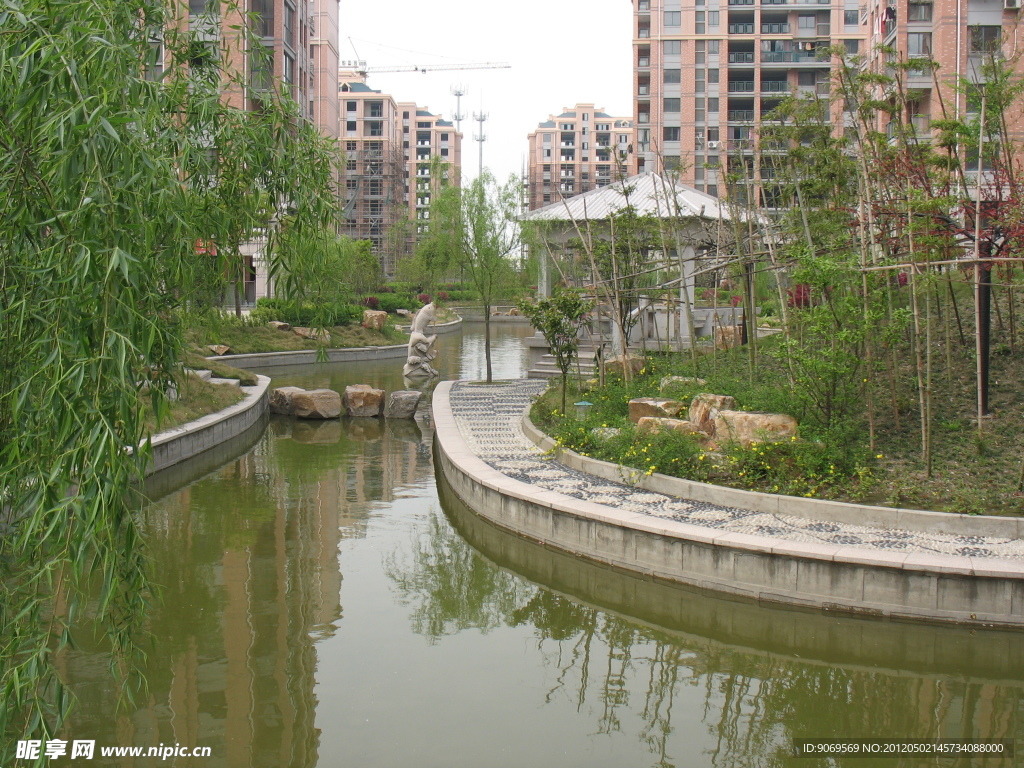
[339,0,633,185]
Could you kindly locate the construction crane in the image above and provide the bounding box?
[339,59,511,76]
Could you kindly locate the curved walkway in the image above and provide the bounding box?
[435,379,1024,627]
[449,380,1024,561]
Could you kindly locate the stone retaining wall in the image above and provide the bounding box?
[433,381,1024,628]
[144,375,270,476]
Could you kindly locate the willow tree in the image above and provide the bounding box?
[0,0,341,750]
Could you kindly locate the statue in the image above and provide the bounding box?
[403,302,439,379]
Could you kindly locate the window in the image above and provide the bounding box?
[345,140,357,151]
[844,38,860,54]
[707,40,720,55]
[664,98,681,112]
[663,126,681,141]
[190,0,209,12]
[844,9,859,24]
[441,133,449,141]
[664,40,681,55]
[798,15,815,29]
[417,121,431,128]
[346,100,356,112]
[695,40,705,64]
[345,178,357,190]
[664,10,681,25]
[798,70,816,86]
[283,52,294,85]
[907,32,932,57]
[346,120,356,133]
[365,120,383,136]
[403,111,410,118]
[284,3,295,48]
[366,100,383,117]
[707,127,720,141]
[708,69,719,83]
[663,156,681,170]
[708,97,719,112]
[250,0,273,37]
[708,11,719,25]
[970,26,1001,53]
[695,11,705,33]
[664,69,681,83]
[907,2,932,20]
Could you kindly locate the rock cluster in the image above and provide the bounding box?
[269,385,421,421]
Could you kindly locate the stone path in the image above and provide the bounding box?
[449,380,1024,562]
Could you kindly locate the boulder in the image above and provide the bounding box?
[384,390,422,419]
[688,393,737,435]
[396,308,414,318]
[293,326,330,342]
[603,354,645,378]
[590,427,621,441]
[628,398,684,423]
[291,388,342,419]
[269,386,305,415]
[659,375,706,392]
[343,384,385,418]
[362,309,388,331]
[712,410,798,447]
[207,344,231,356]
[636,417,709,439]
[715,326,742,350]
[267,320,291,331]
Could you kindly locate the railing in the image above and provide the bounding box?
[761,22,790,32]
[728,81,755,92]
[728,110,755,120]
[728,23,754,33]
[728,52,755,63]
[761,80,789,92]
[762,50,821,62]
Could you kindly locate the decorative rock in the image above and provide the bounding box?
[269,386,305,415]
[362,309,388,330]
[293,326,330,342]
[688,393,737,435]
[590,427,621,441]
[628,398,684,423]
[384,390,422,419]
[396,308,414,318]
[290,388,342,419]
[712,410,798,447]
[603,354,645,378]
[267,320,291,331]
[343,384,385,418]
[207,344,231,356]
[508,307,521,316]
[659,375,706,392]
[715,326,742,350]
[636,417,709,438]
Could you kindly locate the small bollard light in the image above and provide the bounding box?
[574,400,593,420]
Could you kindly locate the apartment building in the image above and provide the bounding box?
[339,69,462,275]
[632,0,862,195]
[525,104,635,210]
[863,0,1021,138]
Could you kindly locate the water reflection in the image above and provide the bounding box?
[58,325,1024,768]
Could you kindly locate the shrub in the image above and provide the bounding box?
[362,296,380,310]
[437,291,450,301]
[417,293,431,304]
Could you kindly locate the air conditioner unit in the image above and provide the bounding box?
[707,140,720,149]
[1006,0,1019,9]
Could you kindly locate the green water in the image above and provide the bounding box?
[63,325,1024,768]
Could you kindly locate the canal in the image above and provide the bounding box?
[64,324,1023,767]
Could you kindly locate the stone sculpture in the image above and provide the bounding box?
[403,302,439,379]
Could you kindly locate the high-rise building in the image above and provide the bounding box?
[863,0,1020,138]
[632,0,862,196]
[338,70,462,276]
[525,104,635,210]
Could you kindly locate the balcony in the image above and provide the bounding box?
[637,56,650,68]
[761,80,789,92]
[728,109,756,120]
[728,52,755,63]
[761,50,822,62]
[728,81,755,92]
[728,23,754,33]
[728,0,755,5]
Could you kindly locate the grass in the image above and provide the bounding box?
[185,318,407,355]
[143,374,245,433]
[531,336,1024,517]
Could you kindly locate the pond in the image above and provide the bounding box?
[64,323,1024,767]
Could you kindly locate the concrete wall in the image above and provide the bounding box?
[144,376,270,476]
[433,381,1024,628]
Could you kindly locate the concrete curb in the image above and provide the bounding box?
[213,318,463,370]
[432,380,1024,628]
[143,375,270,476]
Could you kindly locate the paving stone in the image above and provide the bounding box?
[447,379,1024,562]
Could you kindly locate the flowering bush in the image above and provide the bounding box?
[362,296,380,310]
[417,293,431,304]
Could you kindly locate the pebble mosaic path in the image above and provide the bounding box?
[449,379,1024,562]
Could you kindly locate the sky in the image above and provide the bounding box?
[338,0,633,184]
